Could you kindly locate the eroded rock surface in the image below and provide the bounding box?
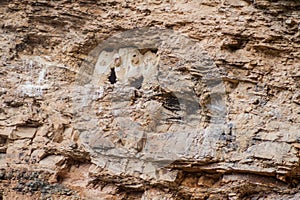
[0,0,300,199]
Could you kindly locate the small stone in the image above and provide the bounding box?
[39,155,65,170]
[285,19,292,24]
[10,127,37,140]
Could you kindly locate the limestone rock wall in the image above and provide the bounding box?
[0,0,300,199]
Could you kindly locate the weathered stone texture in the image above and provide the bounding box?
[0,0,300,199]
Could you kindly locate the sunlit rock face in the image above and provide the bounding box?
[1,0,300,199]
[93,48,159,88]
[71,28,228,183]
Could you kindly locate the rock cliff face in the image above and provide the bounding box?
[0,0,300,199]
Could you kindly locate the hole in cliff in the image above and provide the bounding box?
[153,89,181,112]
[139,48,158,55]
[164,92,181,111]
[108,68,117,84]
[56,174,64,183]
[221,37,249,52]
[0,136,7,153]
[150,48,158,54]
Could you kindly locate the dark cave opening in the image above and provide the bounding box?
[108,67,117,84]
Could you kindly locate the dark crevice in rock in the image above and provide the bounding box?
[138,48,158,55]
[108,67,117,84]
[162,92,181,112]
[221,37,249,52]
[151,87,181,112]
